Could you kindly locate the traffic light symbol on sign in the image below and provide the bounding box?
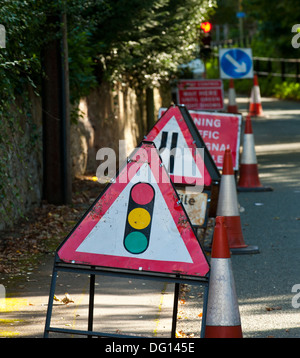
[123,182,155,254]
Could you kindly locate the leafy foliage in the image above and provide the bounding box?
[243,0,300,58]
[0,0,217,103]
[0,0,216,227]
[75,0,217,88]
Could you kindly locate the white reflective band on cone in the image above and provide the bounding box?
[253,86,261,103]
[216,175,239,217]
[206,258,241,326]
[241,134,257,164]
[228,89,236,104]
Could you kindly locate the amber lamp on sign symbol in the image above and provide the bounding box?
[123,182,155,254]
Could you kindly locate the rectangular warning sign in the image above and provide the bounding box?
[158,109,242,170]
[177,79,224,111]
[190,111,242,170]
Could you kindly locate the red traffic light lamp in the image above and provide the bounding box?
[200,21,212,33]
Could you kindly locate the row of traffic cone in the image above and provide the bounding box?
[204,75,272,337]
[205,216,243,338]
[216,148,260,254]
[213,130,272,254]
[226,74,263,117]
[238,116,273,192]
[204,75,270,337]
[204,150,253,338]
[227,74,273,191]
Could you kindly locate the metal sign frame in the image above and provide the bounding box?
[44,140,210,338]
[44,256,209,338]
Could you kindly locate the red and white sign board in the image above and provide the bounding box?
[191,111,242,170]
[57,142,209,278]
[145,105,208,186]
[177,79,224,111]
[159,109,242,170]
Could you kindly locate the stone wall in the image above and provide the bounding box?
[71,81,172,177]
[0,81,172,230]
[0,88,43,230]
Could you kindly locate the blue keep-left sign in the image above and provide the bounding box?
[219,48,253,79]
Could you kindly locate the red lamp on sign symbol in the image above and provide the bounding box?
[200,21,212,33]
[123,182,155,254]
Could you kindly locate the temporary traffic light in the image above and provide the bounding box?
[200,21,212,33]
[200,22,212,60]
[123,182,155,254]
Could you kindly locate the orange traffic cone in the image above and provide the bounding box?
[237,116,273,192]
[249,74,263,116]
[205,216,243,338]
[227,79,238,113]
[216,149,259,254]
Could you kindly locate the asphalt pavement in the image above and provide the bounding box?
[1,94,300,339]
[231,96,300,338]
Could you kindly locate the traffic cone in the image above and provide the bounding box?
[249,74,263,116]
[237,116,273,192]
[205,216,243,338]
[216,149,259,254]
[227,79,238,113]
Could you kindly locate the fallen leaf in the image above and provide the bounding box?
[61,293,74,305]
[265,306,282,311]
[176,330,195,338]
[176,330,184,338]
[198,312,203,317]
[53,295,60,302]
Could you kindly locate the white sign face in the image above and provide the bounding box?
[146,106,206,187]
[219,48,253,79]
[76,162,193,263]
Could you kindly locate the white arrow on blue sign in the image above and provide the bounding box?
[219,48,253,79]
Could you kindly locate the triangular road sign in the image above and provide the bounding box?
[57,141,209,278]
[145,105,220,187]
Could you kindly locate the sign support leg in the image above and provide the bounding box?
[200,281,209,338]
[44,259,209,338]
[171,280,180,338]
[44,262,58,338]
[87,270,96,337]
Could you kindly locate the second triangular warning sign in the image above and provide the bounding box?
[57,141,209,278]
[145,105,220,187]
